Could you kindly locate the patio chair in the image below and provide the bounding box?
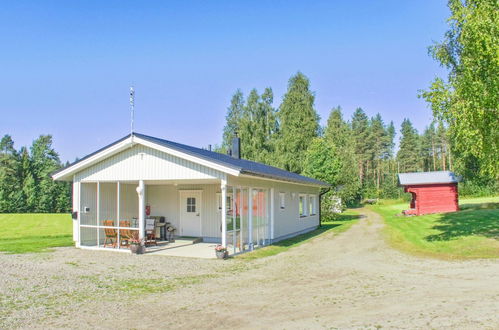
[145,218,157,246]
[119,220,133,247]
[103,220,117,248]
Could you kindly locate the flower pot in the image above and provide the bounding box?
[130,244,145,254]
[216,250,228,259]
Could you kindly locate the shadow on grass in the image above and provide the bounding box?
[425,207,499,242]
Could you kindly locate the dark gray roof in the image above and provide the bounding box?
[398,171,459,185]
[54,133,330,187]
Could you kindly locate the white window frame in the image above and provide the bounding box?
[217,192,233,212]
[309,195,317,215]
[279,192,285,210]
[299,194,308,218]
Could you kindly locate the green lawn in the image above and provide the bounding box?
[0,213,73,254]
[370,196,499,259]
[237,209,361,260]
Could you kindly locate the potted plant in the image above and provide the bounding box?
[129,232,145,254]
[214,245,228,259]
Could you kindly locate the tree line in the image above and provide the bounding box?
[219,71,497,209]
[0,135,70,213]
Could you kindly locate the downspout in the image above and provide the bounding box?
[318,187,331,228]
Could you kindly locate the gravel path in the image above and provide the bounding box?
[1,208,498,329]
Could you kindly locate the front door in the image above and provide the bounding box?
[179,191,202,237]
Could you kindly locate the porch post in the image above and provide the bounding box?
[97,181,100,246]
[270,188,275,243]
[77,180,81,247]
[232,186,237,254]
[137,180,145,240]
[248,187,253,250]
[221,179,227,247]
[117,182,120,249]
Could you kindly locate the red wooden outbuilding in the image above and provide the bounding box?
[398,171,459,216]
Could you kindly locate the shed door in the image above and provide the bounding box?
[179,191,202,237]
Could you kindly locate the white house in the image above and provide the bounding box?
[52,133,330,255]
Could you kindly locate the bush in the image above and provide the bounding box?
[459,179,499,197]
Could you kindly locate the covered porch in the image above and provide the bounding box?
[76,178,272,256]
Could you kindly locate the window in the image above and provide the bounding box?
[309,195,317,215]
[279,192,285,209]
[216,193,233,211]
[186,197,196,212]
[299,194,308,217]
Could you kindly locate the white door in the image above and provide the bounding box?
[179,191,202,237]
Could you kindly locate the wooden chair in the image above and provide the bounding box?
[103,220,117,248]
[145,218,157,246]
[119,220,133,247]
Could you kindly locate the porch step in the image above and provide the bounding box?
[174,237,203,245]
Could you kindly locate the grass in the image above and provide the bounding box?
[237,209,361,260]
[370,196,499,259]
[0,213,72,254]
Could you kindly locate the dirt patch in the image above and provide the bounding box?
[1,208,498,329]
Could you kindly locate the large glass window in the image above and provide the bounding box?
[309,195,317,215]
[223,186,269,254]
[299,194,308,217]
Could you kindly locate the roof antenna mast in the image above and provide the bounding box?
[130,86,135,141]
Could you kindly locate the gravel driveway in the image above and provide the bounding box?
[1,208,498,329]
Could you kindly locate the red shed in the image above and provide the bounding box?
[398,171,459,216]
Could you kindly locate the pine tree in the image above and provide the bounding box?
[369,114,388,191]
[276,72,319,173]
[30,135,62,212]
[351,108,371,183]
[323,107,362,205]
[19,147,37,212]
[260,87,278,164]
[421,122,437,172]
[385,121,396,159]
[0,135,22,212]
[222,90,244,152]
[239,89,261,161]
[324,106,350,147]
[397,119,421,173]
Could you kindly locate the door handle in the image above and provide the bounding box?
[196,213,200,216]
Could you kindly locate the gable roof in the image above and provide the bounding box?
[398,171,459,186]
[52,133,330,187]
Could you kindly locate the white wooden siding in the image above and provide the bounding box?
[147,184,221,239]
[80,182,97,226]
[99,183,117,221]
[75,144,224,182]
[119,183,138,221]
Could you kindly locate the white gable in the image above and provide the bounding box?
[75,144,225,182]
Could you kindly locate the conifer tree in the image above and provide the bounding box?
[30,135,62,212]
[0,135,22,212]
[351,108,371,183]
[222,90,244,152]
[369,114,388,190]
[323,107,362,205]
[276,72,319,173]
[397,119,421,173]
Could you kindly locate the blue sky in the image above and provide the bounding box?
[0,0,449,162]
